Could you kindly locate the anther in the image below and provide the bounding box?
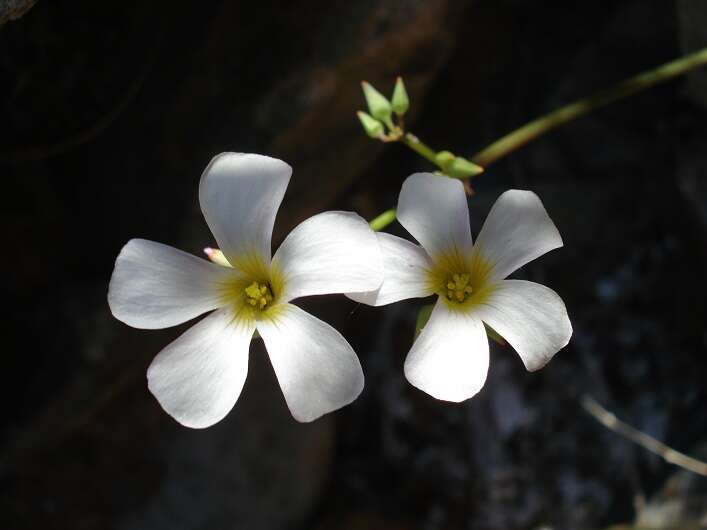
[244,281,274,310]
[444,273,474,303]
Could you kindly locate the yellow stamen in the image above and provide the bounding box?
[244,281,274,310]
[444,272,473,303]
[424,249,494,311]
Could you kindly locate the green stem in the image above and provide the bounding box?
[369,208,397,231]
[401,133,439,166]
[471,46,707,167]
[369,46,707,231]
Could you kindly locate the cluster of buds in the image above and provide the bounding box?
[357,77,408,142]
[356,77,483,180]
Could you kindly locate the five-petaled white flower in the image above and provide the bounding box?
[108,153,383,427]
[349,173,572,402]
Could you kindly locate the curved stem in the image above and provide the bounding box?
[369,46,707,231]
[401,133,439,166]
[471,46,707,167]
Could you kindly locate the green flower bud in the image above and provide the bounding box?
[435,150,455,171]
[447,156,484,178]
[357,111,384,139]
[391,76,409,116]
[361,81,393,124]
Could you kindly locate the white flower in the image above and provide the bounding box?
[108,153,383,427]
[349,173,572,402]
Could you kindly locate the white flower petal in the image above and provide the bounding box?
[272,211,383,302]
[473,189,562,281]
[257,304,364,422]
[347,232,434,306]
[404,299,489,402]
[108,238,235,329]
[397,172,473,259]
[199,153,291,266]
[147,309,255,429]
[475,280,571,371]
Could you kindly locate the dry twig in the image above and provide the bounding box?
[581,395,707,477]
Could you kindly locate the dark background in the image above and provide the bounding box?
[2,1,707,529]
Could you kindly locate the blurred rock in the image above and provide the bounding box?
[0,275,335,530]
[0,0,35,26]
[0,1,468,528]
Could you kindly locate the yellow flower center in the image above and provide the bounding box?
[244,281,274,309]
[445,273,473,303]
[215,254,286,323]
[425,250,494,312]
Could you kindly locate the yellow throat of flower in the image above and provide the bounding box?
[216,254,285,322]
[426,250,494,311]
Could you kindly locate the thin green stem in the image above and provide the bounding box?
[369,208,397,231]
[471,46,707,167]
[368,46,707,230]
[401,133,439,166]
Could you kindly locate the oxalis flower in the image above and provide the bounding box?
[349,173,572,402]
[108,153,383,427]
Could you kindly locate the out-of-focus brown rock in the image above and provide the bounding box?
[1,281,336,530]
[0,1,466,529]
[161,0,464,235]
[0,0,35,26]
[263,1,462,229]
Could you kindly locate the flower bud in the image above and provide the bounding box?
[361,81,393,124]
[435,150,455,171]
[391,76,409,116]
[203,247,231,267]
[447,156,484,178]
[357,111,384,139]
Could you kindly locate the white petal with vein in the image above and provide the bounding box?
[397,173,473,259]
[199,153,291,267]
[273,211,383,302]
[147,309,255,428]
[404,299,489,402]
[475,280,571,371]
[347,232,433,306]
[473,190,562,281]
[108,238,235,329]
[257,304,364,422]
